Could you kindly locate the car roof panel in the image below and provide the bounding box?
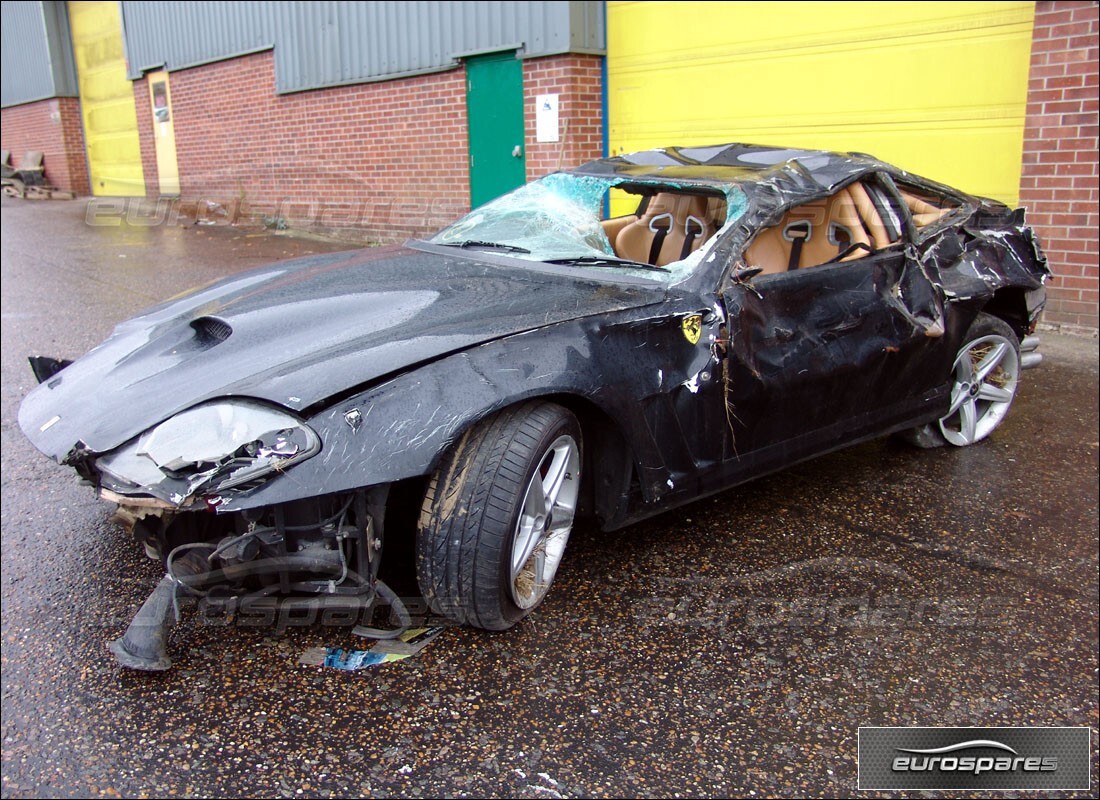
[571,142,892,200]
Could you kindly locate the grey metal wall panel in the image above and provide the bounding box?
[569,0,605,53]
[42,0,77,96]
[2,1,57,106]
[120,1,604,94]
[121,1,276,75]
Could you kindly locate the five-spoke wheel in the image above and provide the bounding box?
[939,327,1020,446]
[510,434,580,610]
[897,313,1022,449]
[417,402,582,630]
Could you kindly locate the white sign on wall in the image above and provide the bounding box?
[536,93,560,143]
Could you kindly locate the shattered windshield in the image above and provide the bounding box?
[429,173,747,283]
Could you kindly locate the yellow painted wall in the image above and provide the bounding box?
[69,0,145,196]
[607,1,1034,205]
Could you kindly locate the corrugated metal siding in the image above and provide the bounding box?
[121,1,604,94]
[121,1,277,74]
[42,0,78,96]
[569,0,605,53]
[1,1,67,107]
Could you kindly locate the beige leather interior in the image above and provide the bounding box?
[600,214,639,244]
[743,183,894,275]
[898,187,955,228]
[847,182,893,250]
[614,193,718,266]
[705,196,728,227]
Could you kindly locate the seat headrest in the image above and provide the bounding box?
[644,193,711,223]
[616,192,719,266]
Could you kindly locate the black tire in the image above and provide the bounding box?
[416,401,582,630]
[896,312,1021,448]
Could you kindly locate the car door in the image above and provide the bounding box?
[718,178,947,473]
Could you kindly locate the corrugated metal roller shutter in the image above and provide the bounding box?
[69,1,145,196]
[607,1,1034,206]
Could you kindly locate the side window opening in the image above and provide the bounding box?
[896,183,962,229]
[743,180,901,275]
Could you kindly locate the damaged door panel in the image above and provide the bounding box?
[721,251,945,462]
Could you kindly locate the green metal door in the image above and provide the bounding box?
[466,52,526,208]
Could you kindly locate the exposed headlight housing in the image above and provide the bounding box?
[97,400,321,505]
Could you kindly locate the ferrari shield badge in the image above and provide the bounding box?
[681,314,703,345]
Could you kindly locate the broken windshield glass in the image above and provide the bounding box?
[429,172,747,283]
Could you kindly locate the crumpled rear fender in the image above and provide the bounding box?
[922,209,1048,300]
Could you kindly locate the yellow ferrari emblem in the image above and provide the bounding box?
[681,314,703,345]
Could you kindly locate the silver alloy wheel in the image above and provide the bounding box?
[939,333,1020,446]
[510,434,580,609]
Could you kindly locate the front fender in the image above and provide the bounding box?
[213,316,675,511]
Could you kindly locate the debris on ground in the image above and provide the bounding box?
[299,627,446,670]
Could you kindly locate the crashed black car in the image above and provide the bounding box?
[18,143,1049,670]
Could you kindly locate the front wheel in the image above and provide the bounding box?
[416,402,582,630]
[898,313,1021,448]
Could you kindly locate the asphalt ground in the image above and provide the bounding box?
[2,196,1097,798]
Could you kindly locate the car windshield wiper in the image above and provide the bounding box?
[439,240,531,254]
[545,255,670,273]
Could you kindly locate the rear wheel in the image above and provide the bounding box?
[898,313,1020,448]
[416,402,581,630]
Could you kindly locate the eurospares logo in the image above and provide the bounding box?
[893,738,1056,774]
[858,727,1091,790]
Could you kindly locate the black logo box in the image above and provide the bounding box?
[858,727,1091,791]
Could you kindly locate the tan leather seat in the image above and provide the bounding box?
[600,214,638,245]
[743,184,887,274]
[899,188,953,228]
[615,193,716,266]
[848,182,893,250]
[705,196,728,228]
[806,187,871,265]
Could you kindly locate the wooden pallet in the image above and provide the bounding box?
[2,181,74,200]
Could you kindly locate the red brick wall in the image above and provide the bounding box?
[131,51,605,240]
[523,54,604,180]
[1020,0,1099,330]
[133,50,470,240]
[0,97,89,195]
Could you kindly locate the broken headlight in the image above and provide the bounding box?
[97,400,321,504]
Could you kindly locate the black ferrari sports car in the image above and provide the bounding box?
[18,143,1049,669]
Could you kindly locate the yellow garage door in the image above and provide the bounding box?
[69,0,145,196]
[607,1,1034,206]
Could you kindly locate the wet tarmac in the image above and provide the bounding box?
[2,196,1097,798]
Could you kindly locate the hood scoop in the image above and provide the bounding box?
[191,316,233,346]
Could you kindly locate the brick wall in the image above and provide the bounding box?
[0,97,89,195]
[523,54,604,180]
[132,51,605,241]
[1020,0,1099,331]
[133,50,470,241]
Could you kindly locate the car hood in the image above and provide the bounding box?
[19,244,662,460]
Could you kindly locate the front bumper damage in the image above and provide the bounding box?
[104,484,410,671]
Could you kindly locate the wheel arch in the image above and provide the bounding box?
[421,392,640,531]
[537,393,638,529]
